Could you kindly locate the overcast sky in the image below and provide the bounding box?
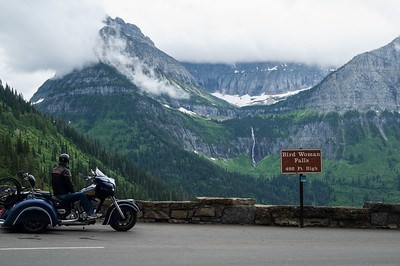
[0,0,399,100]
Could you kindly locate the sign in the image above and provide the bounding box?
[281,149,322,174]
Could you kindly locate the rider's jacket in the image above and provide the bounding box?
[51,164,74,196]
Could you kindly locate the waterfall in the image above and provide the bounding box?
[251,127,256,167]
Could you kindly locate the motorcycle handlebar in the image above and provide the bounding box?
[18,171,34,181]
[84,170,97,181]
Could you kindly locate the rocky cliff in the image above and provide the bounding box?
[273,36,400,113]
[183,62,333,96]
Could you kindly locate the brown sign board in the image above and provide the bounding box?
[281,149,322,174]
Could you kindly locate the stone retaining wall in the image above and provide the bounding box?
[136,197,400,229]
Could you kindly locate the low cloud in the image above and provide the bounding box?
[97,33,189,99]
[105,0,400,67]
[2,0,400,100]
[0,0,105,72]
[0,0,106,98]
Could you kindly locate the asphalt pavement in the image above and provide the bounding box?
[1,222,400,266]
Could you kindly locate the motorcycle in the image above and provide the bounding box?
[0,168,140,233]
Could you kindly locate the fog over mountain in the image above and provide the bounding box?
[95,17,194,99]
[1,1,400,100]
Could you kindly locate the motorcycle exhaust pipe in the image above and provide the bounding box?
[60,218,80,224]
[60,220,95,226]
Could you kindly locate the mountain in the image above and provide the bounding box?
[270,36,400,113]
[32,17,235,118]
[30,17,400,206]
[100,17,195,85]
[95,17,234,117]
[183,62,334,106]
[30,17,279,203]
[30,64,278,201]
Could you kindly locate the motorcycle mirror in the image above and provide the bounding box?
[27,174,36,187]
[17,171,25,179]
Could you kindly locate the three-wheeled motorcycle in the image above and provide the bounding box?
[0,168,139,233]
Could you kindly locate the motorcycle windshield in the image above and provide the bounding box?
[95,168,106,177]
[95,168,116,187]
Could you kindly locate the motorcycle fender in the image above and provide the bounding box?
[3,198,58,227]
[102,200,139,225]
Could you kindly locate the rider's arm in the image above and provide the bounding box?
[62,169,75,193]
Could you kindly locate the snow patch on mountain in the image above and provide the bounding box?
[212,87,311,107]
[32,98,44,105]
[179,107,197,116]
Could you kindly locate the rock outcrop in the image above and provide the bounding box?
[275,36,400,113]
[183,62,333,96]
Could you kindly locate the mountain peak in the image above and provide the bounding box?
[368,35,400,61]
[32,16,230,117]
[103,16,155,47]
[274,35,400,114]
[94,16,200,101]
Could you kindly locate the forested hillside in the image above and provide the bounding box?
[2,79,336,205]
[215,109,400,206]
[1,80,293,204]
[0,80,183,200]
[10,73,400,207]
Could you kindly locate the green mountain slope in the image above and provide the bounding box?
[30,61,400,207]
[5,77,287,203]
[0,80,183,200]
[30,58,400,207]
[30,67,276,202]
[213,110,400,206]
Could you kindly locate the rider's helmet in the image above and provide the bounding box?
[59,153,70,164]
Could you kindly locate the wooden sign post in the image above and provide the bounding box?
[280,149,322,228]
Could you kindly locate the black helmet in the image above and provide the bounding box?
[59,153,70,164]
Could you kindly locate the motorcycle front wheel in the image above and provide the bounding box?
[110,205,137,231]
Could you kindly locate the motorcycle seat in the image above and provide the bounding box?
[51,195,63,203]
[39,193,64,205]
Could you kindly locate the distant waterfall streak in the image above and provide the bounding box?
[251,127,256,167]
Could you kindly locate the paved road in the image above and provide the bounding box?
[1,223,400,265]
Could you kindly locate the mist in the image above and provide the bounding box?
[105,0,400,67]
[1,0,400,100]
[97,31,189,99]
[0,0,106,99]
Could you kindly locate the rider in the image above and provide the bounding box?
[51,153,96,220]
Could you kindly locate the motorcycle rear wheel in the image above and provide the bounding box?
[20,220,48,233]
[110,205,137,231]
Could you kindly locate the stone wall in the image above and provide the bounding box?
[136,197,400,229]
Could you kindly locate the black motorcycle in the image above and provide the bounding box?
[0,168,139,233]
